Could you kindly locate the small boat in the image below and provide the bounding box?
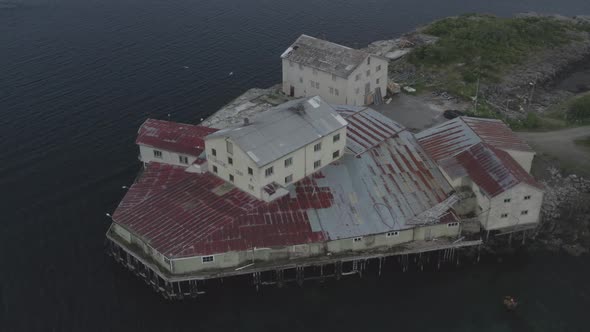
[503,296,518,311]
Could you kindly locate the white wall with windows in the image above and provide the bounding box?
[138,145,196,167]
[205,127,347,200]
[282,55,388,106]
[472,181,543,231]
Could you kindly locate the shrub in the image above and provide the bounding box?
[567,95,590,123]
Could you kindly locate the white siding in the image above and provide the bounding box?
[138,145,196,167]
[204,127,347,199]
[484,183,544,230]
[282,55,388,106]
[504,149,535,173]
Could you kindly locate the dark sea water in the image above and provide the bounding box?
[2,0,590,331]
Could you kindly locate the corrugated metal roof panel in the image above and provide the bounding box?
[281,34,369,78]
[136,119,217,157]
[415,117,533,162]
[206,96,346,167]
[113,108,457,257]
[439,143,543,197]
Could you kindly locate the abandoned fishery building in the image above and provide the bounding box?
[106,96,482,298]
[415,117,544,234]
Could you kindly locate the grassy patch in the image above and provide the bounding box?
[567,94,590,124]
[408,14,583,100]
[574,136,590,148]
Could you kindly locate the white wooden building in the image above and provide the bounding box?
[281,34,389,106]
[416,117,544,231]
[204,96,348,201]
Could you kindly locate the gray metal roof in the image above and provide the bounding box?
[281,34,369,78]
[305,108,455,240]
[206,96,348,167]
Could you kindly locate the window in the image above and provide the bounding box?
[202,256,214,263]
[299,77,303,83]
[335,89,339,96]
[521,210,529,215]
[248,167,253,175]
[289,60,294,67]
[314,142,322,152]
[284,157,293,167]
[524,195,531,200]
[366,69,370,77]
[285,174,293,184]
[333,133,341,143]
[376,78,380,85]
[213,165,218,173]
[376,65,381,72]
[315,82,320,89]
[386,231,399,237]
[226,141,233,155]
[314,160,322,169]
[211,148,217,156]
[355,74,360,81]
[229,174,234,182]
[153,150,162,159]
[333,150,340,159]
[367,57,371,65]
[248,184,254,190]
[501,213,508,218]
[179,155,189,164]
[265,166,274,177]
[332,74,337,81]
[353,237,362,242]
[447,222,459,227]
[504,198,511,203]
[228,157,233,165]
[329,87,334,94]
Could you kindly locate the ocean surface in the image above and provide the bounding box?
[2,0,590,331]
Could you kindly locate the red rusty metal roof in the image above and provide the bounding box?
[113,163,329,258]
[136,119,217,157]
[439,143,543,197]
[113,110,460,258]
[416,117,533,161]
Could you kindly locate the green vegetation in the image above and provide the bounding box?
[567,94,590,124]
[574,136,590,149]
[408,14,585,99]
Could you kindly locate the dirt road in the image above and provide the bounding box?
[517,126,590,176]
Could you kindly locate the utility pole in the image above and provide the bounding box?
[527,80,536,113]
[474,75,480,113]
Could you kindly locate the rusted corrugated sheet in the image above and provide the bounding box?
[439,143,543,197]
[113,109,458,258]
[416,117,532,161]
[136,119,217,157]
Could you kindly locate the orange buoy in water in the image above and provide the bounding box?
[503,296,518,311]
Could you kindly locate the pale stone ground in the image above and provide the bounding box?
[517,126,590,177]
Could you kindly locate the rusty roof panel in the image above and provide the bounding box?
[415,117,533,161]
[113,108,457,257]
[439,143,543,197]
[136,119,217,157]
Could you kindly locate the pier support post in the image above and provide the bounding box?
[335,261,342,280]
[296,267,304,286]
[276,269,284,288]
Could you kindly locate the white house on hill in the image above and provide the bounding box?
[204,96,348,201]
[281,34,389,106]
